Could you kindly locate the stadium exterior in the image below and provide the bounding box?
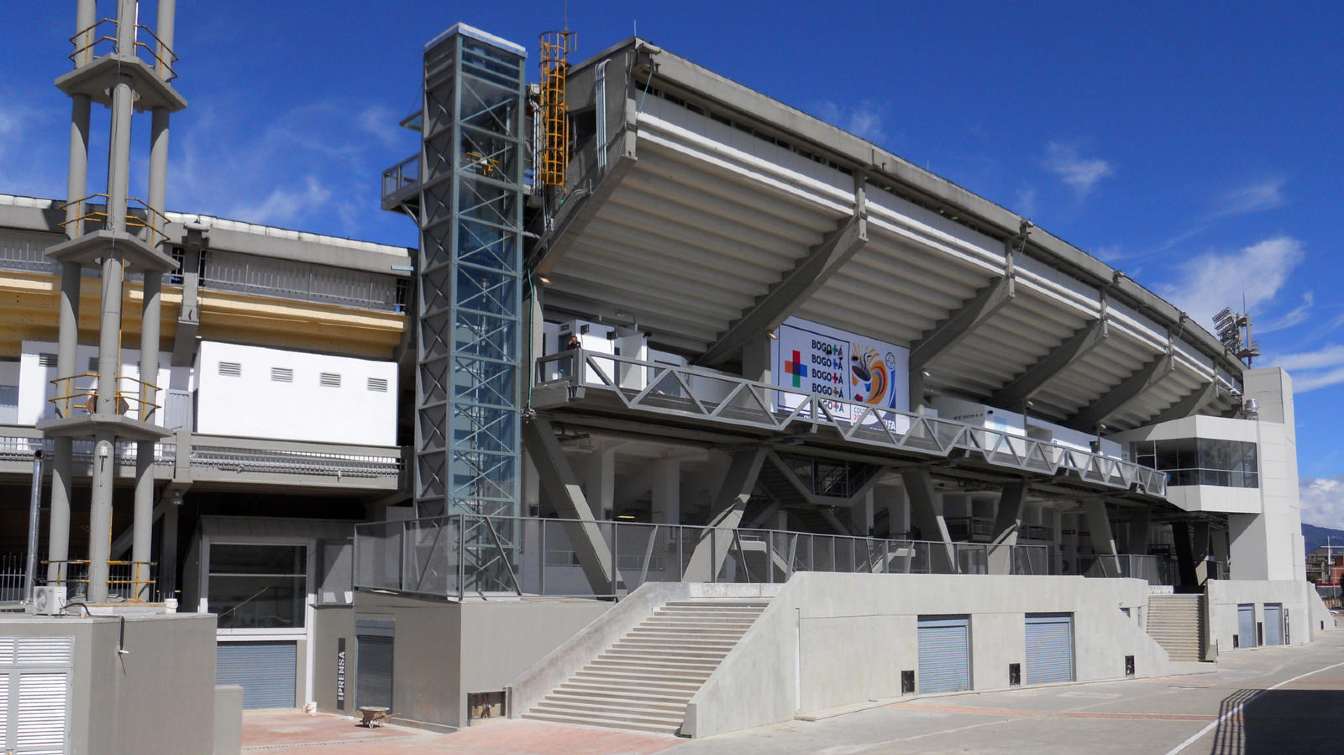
[0,10,1329,750]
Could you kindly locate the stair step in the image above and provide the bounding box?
[663,600,770,608]
[540,693,688,709]
[531,702,684,726]
[613,638,738,649]
[594,656,721,671]
[607,647,731,661]
[556,683,694,704]
[522,711,680,735]
[573,670,705,689]
[585,662,713,680]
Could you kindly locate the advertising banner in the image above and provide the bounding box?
[772,317,910,419]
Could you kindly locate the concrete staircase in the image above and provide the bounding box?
[522,598,770,735]
[1146,593,1205,662]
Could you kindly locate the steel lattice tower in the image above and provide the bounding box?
[414,26,527,591]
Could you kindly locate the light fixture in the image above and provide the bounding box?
[615,513,636,521]
[538,275,552,286]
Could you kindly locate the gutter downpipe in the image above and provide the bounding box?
[24,450,45,603]
[594,59,610,175]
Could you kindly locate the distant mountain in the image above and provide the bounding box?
[1303,522,1344,554]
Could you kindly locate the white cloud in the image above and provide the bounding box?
[229,175,332,226]
[356,105,405,149]
[813,100,889,145]
[1301,477,1344,529]
[1157,236,1304,329]
[1259,291,1314,334]
[1211,177,1286,219]
[1042,142,1113,196]
[1268,343,1344,393]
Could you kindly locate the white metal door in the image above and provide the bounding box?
[1025,613,1075,685]
[1264,604,1284,646]
[1,635,74,754]
[1237,604,1257,648]
[918,616,971,694]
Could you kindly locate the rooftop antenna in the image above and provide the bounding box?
[1213,295,1259,368]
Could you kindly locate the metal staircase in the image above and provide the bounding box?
[522,598,770,735]
[1145,593,1205,662]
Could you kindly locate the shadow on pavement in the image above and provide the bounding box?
[1210,689,1344,754]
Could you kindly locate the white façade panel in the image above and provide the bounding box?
[194,341,397,446]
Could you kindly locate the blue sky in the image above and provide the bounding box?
[3,2,1342,524]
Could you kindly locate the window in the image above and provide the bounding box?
[218,361,242,377]
[208,544,307,629]
[320,372,341,388]
[271,367,293,383]
[367,377,388,393]
[1130,438,1259,488]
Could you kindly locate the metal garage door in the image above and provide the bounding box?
[918,616,971,694]
[1237,604,1257,648]
[1025,613,1075,685]
[356,636,393,709]
[217,641,297,709]
[1264,604,1284,646]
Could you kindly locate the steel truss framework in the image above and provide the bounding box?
[536,349,1168,498]
[415,29,526,592]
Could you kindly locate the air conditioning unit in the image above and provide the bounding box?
[30,585,68,616]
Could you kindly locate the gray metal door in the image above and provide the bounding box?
[1264,604,1284,646]
[918,616,971,693]
[356,635,393,710]
[1025,613,1075,685]
[1237,604,1257,648]
[217,641,297,709]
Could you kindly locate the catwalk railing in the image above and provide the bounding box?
[0,429,401,481]
[536,349,1168,497]
[352,514,1053,601]
[1082,554,1177,585]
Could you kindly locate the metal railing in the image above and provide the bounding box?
[44,560,158,602]
[0,553,26,603]
[1083,553,1176,585]
[60,193,173,245]
[536,349,1168,497]
[68,18,179,80]
[48,372,160,421]
[0,431,400,482]
[945,516,995,542]
[381,154,420,201]
[202,249,404,312]
[1162,467,1259,488]
[352,515,1054,601]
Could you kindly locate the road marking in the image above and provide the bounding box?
[1163,660,1344,755]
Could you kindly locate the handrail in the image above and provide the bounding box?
[67,18,179,81]
[59,193,173,245]
[48,372,161,422]
[537,348,1168,497]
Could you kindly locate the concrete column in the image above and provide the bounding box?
[849,489,875,537]
[1210,526,1230,580]
[147,109,170,236]
[1192,521,1212,586]
[161,493,180,600]
[521,417,615,594]
[685,448,766,581]
[882,484,909,538]
[106,81,134,230]
[154,0,177,81]
[87,432,116,602]
[1172,521,1199,589]
[94,255,124,415]
[584,444,615,520]
[900,468,957,572]
[742,334,772,383]
[132,271,162,600]
[988,482,1025,574]
[1085,499,1122,577]
[652,458,680,526]
[1129,506,1151,554]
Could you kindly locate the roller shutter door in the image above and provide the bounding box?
[918,616,971,693]
[1237,604,1257,648]
[1264,604,1284,646]
[1025,613,1074,685]
[1,635,73,754]
[356,636,393,709]
[217,641,297,709]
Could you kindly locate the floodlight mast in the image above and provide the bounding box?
[1213,303,1259,367]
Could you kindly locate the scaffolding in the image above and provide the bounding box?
[537,30,575,187]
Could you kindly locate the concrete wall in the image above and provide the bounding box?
[194,340,397,445]
[18,340,171,425]
[348,593,609,730]
[1207,579,1315,653]
[0,612,218,755]
[312,604,355,714]
[684,574,1170,738]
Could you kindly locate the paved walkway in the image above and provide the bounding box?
[243,630,1344,754]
